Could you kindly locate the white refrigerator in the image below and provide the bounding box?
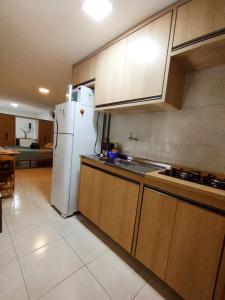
[51,94,101,217]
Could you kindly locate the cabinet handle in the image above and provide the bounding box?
[5,131,8,141]
[145,186,178,200]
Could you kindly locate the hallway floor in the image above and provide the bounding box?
[0,168,180,300]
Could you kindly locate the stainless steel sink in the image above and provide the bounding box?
[105,157,165,175]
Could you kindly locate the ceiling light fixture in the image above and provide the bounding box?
[11,102,18,107]
[83,0,112,22]
[39,87,50,95]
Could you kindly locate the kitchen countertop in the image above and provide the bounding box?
[81,155,225,213]
[80,155,167,176]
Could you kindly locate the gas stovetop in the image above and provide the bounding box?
[160,168,225,191]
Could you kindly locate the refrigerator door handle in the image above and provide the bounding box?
[55,118,59,150]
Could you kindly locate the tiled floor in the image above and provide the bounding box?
[0,167,181,300]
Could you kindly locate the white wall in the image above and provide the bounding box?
[110,64,225,174]
[0,100,54,121]
[16,117,39,139]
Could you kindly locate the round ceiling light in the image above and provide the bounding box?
[39,87,50,94]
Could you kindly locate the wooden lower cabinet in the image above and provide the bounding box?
[78,164,104,226]
[135,188,178,280]
[79,164,139,250]
[165,201,225,300]
[78,162,225,299]
[100,173,139,253]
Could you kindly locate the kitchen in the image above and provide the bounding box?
[0,0,225,299]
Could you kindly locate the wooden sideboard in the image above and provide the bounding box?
[0,114,15,146]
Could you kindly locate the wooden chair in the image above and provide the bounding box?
[0,156,15,199]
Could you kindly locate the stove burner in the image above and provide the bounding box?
[178,169,201,182]
[204,175,225,189]
[161,168,225,190]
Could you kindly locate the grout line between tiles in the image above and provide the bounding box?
[3,189,145,300]
[7,221,31,300]
[131,281,147,300]
[86,265,113,300]
[36,265,86,300]
[63,236,112,300]
[14,236,63,260]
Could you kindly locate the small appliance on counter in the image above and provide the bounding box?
[51,85,102,218]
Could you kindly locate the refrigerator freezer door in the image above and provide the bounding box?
[54,102,75,134]
[51,133,73,217]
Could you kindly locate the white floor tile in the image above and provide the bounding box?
[20,239,83,299]
[2,197,37,215]
[65,228,108,264]
[0,260,28,300]
[37,202,58,217]
[134,283,165,300]
[4,206,47,232]
[88,251,145,300]
[0,234,17,267]
[13,189,27,200]
[11,220,61,257]
[49,214,86,237]
[40,267,110,300]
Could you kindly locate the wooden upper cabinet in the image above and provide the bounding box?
[122,12,172,101]
[135,188,177,280]
[173,0,225,48]
[94,39,127,106]
[100,173,139,252]
[165,201,225,300]
[72,55,97,86]
[78,164,104,226]
[38,120,53,147]
[0,114,15,146]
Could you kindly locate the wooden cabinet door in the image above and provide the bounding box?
[135,188,177,280]
[38,120,53,146]
[0,114,15,146]
[95,39,127,106]
[173,0,225,48]
[73,55,97,86]
[166,201,225,300]
[100,173,139,252]
[122,12,172,101]
[79,164,104,226]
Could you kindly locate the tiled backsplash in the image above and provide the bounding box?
[110,64,225,174]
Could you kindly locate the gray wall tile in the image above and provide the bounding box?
[110,64,225,174]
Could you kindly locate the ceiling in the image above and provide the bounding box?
[0,0,176,109]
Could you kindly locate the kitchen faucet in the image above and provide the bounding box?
[129,132,138,141]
